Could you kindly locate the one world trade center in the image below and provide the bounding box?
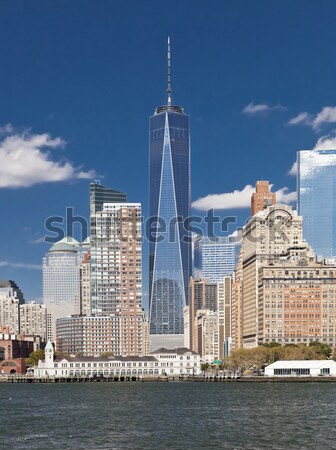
[149,37,191,350]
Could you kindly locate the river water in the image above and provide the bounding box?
[0,382,335,449]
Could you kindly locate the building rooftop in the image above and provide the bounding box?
[151,347,198,356]
[266,360,336,369]
[54,355,158,363]
[49,236,79,253]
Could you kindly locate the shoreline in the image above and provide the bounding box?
[3,375,336,384]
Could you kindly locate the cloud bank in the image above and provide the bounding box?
[0,125,96,188]
[192,185,296,211]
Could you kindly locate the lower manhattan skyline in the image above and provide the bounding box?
[3,3,336,450]
[1,0,336,308]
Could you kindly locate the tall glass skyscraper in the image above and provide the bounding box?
[149,38,191,343]
[194,236,235,282]
[297,149,336,258]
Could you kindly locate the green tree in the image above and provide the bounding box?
[332,348,336,362]
[309,341,332,358]
[26,348,45,367]
[101,352,114,357]
[261,342,281,348]
[201,363,210,373]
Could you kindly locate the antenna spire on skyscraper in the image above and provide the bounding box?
[167,36,172,106]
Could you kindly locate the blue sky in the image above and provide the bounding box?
[1,0,336,305]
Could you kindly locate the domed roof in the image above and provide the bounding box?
[48,236,79,253]
[58,236,80,246]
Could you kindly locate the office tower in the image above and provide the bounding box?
[240,204,313,348]
[194,235,235,282]
[149,38,191,350]
[0,280,24,334]
[20,301,47,339]
[231,248,243,350]
[92,202,143,355]
[217,277,232,359]
[43,237,81,342]
[186,276,232,359]
[90,181,127,314]
[298,149,336,258]
[142,312,150,355]
[90,181,127,216]
[251,180,276,216]
[80,248,91,316]
[187,277,218,350]
[195,309,218,363]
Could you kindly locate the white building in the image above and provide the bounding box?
[20,301,47,339]
[34,342,201,378]
[43,237,81,342]
[265,360,336,377]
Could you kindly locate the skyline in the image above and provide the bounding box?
[1,1,336,302]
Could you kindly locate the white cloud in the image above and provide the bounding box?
[288,161,298,176]
[312,107,336,130]
[29,237,46,244]
[289,107,336,130]
[0,260,41,270]
[192,184,296,211]
[275,186,297,204]
[0,128,96,188]
[313,134,336,150]
[288,112,313,126]
[192,185,255,210]
[242,102,286,115]
[0,123,15,135]
[228,229,243,245]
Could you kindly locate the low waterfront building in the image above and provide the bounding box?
[34,342,201,378]
[265,360,336,377]
[151,347,200,376]
[0,358,27,375]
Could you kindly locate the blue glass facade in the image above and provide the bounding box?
[149,106,191,335]
[298,149,336,258]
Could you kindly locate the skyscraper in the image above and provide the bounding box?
[240,204,313,348]
[297,149,336,258]
[91,202,143,355]
[251,180,276,216]
[43,237,81,342]
[149,38,191,349]
[194,235,235,282]
[90,181,127,314]
[20,301,47,339]
[0,280,24,334]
